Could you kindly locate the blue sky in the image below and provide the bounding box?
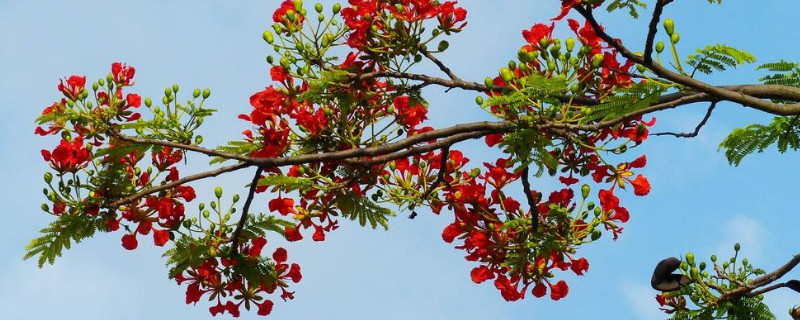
[1,1,799,319]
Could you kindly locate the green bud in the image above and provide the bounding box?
[233,194,240,202]
[527,51,539,62]
[499,67,514,82]
[194,135,204,145]
[318,13,325,22]
[565,37,576,52]
[680,261,689,271]
[315,2,323,12]
[192,89,201,98]
[670,33,680,44]
[539,37,549,49]
[591,229,602,241]
[475,96,484,105]
[742,258,749,266]
[547,61,556,72]
[663,18,675,36]
[686,252,695,265]
[44,172,53,183]
[699,262,706,271]
[581,184,590,198]
[294,0,303,10]
[280,57,291,69]
[636,64,646,73]
[332,3,341,14]
[106,74,114,84]
[587,202,595,210]
[592,53,604,68]
[437,40,449,52]
[199,203,205,210]
[203,210,211,218]
[144,97,153,107]
[734,243,741,251]
[92,82,99,91]
[593,207,601,217]
[202,88,211,99]
[655,41,665,53]
[215,186,223,198]
[484,77,494,89]
[41,203,49,212]
[98,78,105,86]
[263,30,275,44]
[172,83,179,93]
[469,168,481,178]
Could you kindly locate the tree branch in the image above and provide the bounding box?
[230,167,265,255]
[420,47,461,81]
[653,101,716,138]
[715,254,800,303]
[520,166,539,232]
[643,0,674,64]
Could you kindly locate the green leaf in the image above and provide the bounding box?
[257,175,315,192]
[719,116,800,166]
[686,44,756,76]
[335,194,394,230]
[24,214,102,268]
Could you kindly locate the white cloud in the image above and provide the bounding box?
[713,216,767,263]
[620,281,668,320]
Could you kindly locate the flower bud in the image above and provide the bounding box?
[655,41,665,53]
[144,97,153,107]
[469,168,481,178]
[203,210,210,219]
[280,57,291,69]
[195,135,204,145]
[318,13,325,22]
[680,261,688,271]
[636,64,646,73]
[499,68,514,82]
[92,82,99,91]
[670,33,680,44]
[172,84,179,93]
[484,77,494,89]
[294,0,303,10]
[41,204,50,212]
[581,184,590,198]
[591,229,602,241]
[263,30,275,44]
[710,254,717,262]
[699,262,706,271]
[475,96,484,105]
[565,37,576,52]
[686,252,695,265]
[538,37,549,49]
[44,172,53,183]
[202,88,211,99]
[591,53,604,68]
[332,3,341,14]
[215,186,223,198]
[233,194,240,202]
[734,242,741,251]
[663,18,675,36]
[437,40,449,52]
[315,3,323,12]
[165,87,172,97]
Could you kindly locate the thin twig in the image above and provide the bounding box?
[654,102,717,138]
[231,167,265,255]
[420,47,461,81]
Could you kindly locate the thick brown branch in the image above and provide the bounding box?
[231,167,265,254]
[575,5,800,116]
[643,0,674,64]
[520,166,539,232]
[715,254,800,303]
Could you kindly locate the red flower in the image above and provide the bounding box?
[153,229,170,246]
[532,283,547,298]
[284,226,303,242]
[630,155,647,168]
[152,147,183,171]
[570,257,589,276]
[111,62,136,86]
[286,263,302,283]
[57,75,86,100]
[631,174,651,196]
[549,280,569,300]
[269,197,296,216]
[121,233,138,250]
[257,300,274,316]
[247,237,268,257]
[437,2,468,31]
[393,96,428,129]
[312,225,326,242]
[41,136,91,173]
[441,223,462,243]
[598,189,619,212]
[273,247,288,263]
[270,66,292,84]
[484,133,504,147]
[522,23,555,49]
[470,265,494,284]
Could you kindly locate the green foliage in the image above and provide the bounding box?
[758,61,800,92]
[605,0,647,18]
[482,74,568,119]
[719,116,800,166]
[335,193,394,230]
[211,140,261,164]
[240,213,296,239]
[501,130,554,178]
[257,175,316,193]
[163,235,212,278]
[686,44,756,76]
[581,81,666,123]
[298,68,351,102]
[24,213,103,268]
[669,297,775,320]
